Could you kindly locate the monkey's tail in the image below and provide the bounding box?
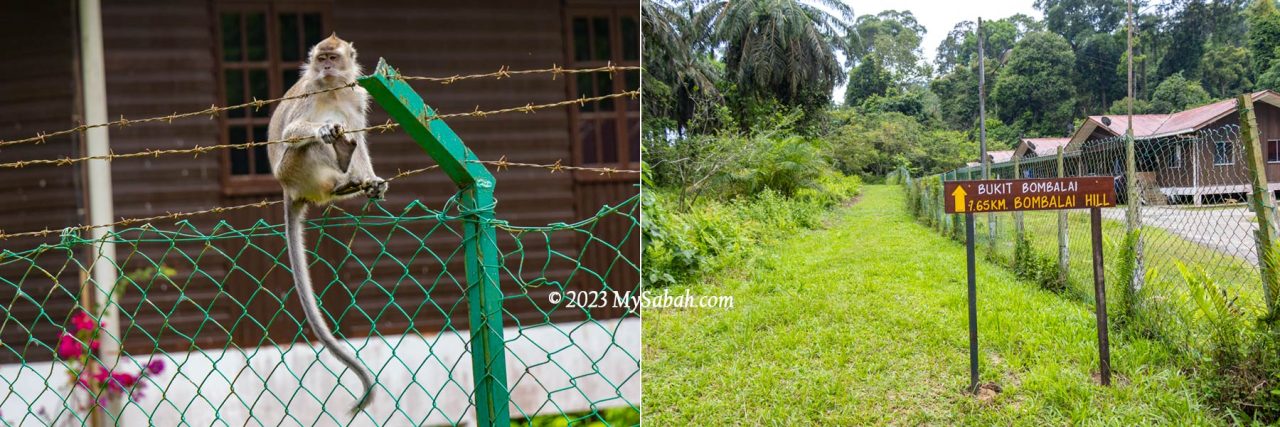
[283,200,377,414]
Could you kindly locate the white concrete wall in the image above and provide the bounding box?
[0,318,639,426]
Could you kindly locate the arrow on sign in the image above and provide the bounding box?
[952,185,967,212]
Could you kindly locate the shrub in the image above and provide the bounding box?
[1013,236,1063,294]
[1173,263,1280,422]
[642,175,861,287]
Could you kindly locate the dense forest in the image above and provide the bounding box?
[642,0,1280,179]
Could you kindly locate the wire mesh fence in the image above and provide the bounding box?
[0,189,640,426]
[0,60,641,426]
[904,123,1274,359]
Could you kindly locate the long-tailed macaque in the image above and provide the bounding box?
[267,34,384,413]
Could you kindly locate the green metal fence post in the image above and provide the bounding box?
[358,58,511,426]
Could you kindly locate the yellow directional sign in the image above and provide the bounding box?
[952,186,968,213]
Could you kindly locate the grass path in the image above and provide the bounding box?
[643,185,1219,425]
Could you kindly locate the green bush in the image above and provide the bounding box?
[642,174,861,287]
[728,135,825,198]
[1013,236,1063,293]
[1172,263,1280,421]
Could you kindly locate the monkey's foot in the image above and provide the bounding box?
[361,179,388,200]
[315,123,344,145]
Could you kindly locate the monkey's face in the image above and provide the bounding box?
[313,50,351,79]
[306,34,359,82]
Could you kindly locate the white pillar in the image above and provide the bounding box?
[78,0,123,424]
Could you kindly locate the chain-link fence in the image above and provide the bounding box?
[905,122,1275,360]
[0,60,640,427]
[0,189,640,426]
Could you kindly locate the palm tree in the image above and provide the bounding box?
[699,0,854,109]
[643,0,723,135]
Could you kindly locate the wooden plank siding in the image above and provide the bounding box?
[1073,101,1280,199]
[12,0,643,359]
[0,0,84,364]
[1251,103,1280,185]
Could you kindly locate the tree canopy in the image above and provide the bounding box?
[850,11,929,84]
[642,0,1280,179]
[992,32,1077,136]
[706,0,853,116]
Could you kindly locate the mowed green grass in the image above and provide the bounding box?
[643,185,1220,425]
[972,206,1262,309]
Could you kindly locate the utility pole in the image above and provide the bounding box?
[1126,0,1145,292]
[978,18,994,245]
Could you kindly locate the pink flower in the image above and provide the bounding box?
[75,371,92,390]
[106,372,138,393]
[55,333,84,360]
[145,359,165,375]
[90,366,109,383]
[69,312,95,332]
[88,340,100,353]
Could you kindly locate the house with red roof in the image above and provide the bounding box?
[964,150,1017,174]
[1064,90,1280,204]
[1014,137,1071,159]
[1005,137,1072,179]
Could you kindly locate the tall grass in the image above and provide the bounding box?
[642,172,861,287]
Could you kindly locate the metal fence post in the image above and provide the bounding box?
[359,59,511,425]
[1239,94,1280,319]
[1057,147,1070,288]
[1125,126,1146,293]
[462,180,510,425]
[1014,156,1024,241]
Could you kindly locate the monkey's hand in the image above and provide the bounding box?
[361,178,388,200]
[315,123,344,145]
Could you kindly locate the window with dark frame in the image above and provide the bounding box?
[215,3,328,193]
[1170,144,1182,168]
[1214,139,1234,165]
[1269,140,1280,163]
[565,6,640,171]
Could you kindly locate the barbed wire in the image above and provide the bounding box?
[0,83,358,150]
[398,64,639,84]
[0,91,639,170]
[0,65,639,150]
[472,157,638,175]
[0,163,439,241]
[0,155,638,241]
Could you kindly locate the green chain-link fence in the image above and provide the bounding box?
[0,60,640,426]
[903,120,1275,367]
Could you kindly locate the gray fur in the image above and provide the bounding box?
[267,34,383,414]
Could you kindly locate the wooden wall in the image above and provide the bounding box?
[0,0,84,364]
[72,0,639,357]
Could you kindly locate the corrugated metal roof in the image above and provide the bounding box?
[989,150,1016,163]
[1020,137,1070,156]
[1087,90,1280,138]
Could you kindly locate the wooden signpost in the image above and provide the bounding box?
[943,177,1118,392]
